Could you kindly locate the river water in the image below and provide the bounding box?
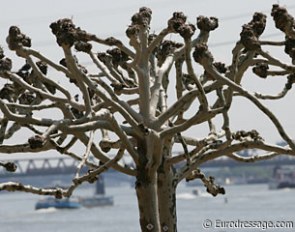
[0,184,294,232]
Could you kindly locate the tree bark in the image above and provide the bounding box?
[136,168,161,232]
[135,139,177,232]
[158,162,177,232]
[135,140,161,232]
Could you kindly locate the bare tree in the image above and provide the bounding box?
[0,4,295,232]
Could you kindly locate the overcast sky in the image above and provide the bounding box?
[1,0,294,61]
[1,0,295,160]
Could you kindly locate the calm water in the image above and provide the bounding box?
[0,184,294,232]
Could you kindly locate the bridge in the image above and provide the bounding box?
[0,157,85,178]
[0,156,295,188]
[0,157,133,188]
[1,155,295,178]
[200,156,295,168]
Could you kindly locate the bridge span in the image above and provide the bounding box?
[0,157,133,188]
[1,155,295,178]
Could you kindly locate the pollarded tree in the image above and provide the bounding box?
[1,4,295,232]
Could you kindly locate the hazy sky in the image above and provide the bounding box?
[2,0,295,61]
[1,0,295,160]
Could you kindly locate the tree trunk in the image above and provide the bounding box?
[135,140,177,231]
[135,165,178,232]
[136,168,161,232]
[135,139,161,232]
[158,163,177,232]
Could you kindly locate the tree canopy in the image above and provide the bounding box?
[0,4,295,232]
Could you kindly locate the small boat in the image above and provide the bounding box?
[35,197,81,210]
[79,176,114,208]
[269,166,295,190]
[80,195,114,208]
[192,189,199,196]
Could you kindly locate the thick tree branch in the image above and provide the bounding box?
[0,182,65,198]
[160,107,223,138]
[153,89,198,128]
[201,59,295,151]
[176,140,295,183]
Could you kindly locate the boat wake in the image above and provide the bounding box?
[176,193,197,200]
[176,191,211,200]
[35,207,58,213]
